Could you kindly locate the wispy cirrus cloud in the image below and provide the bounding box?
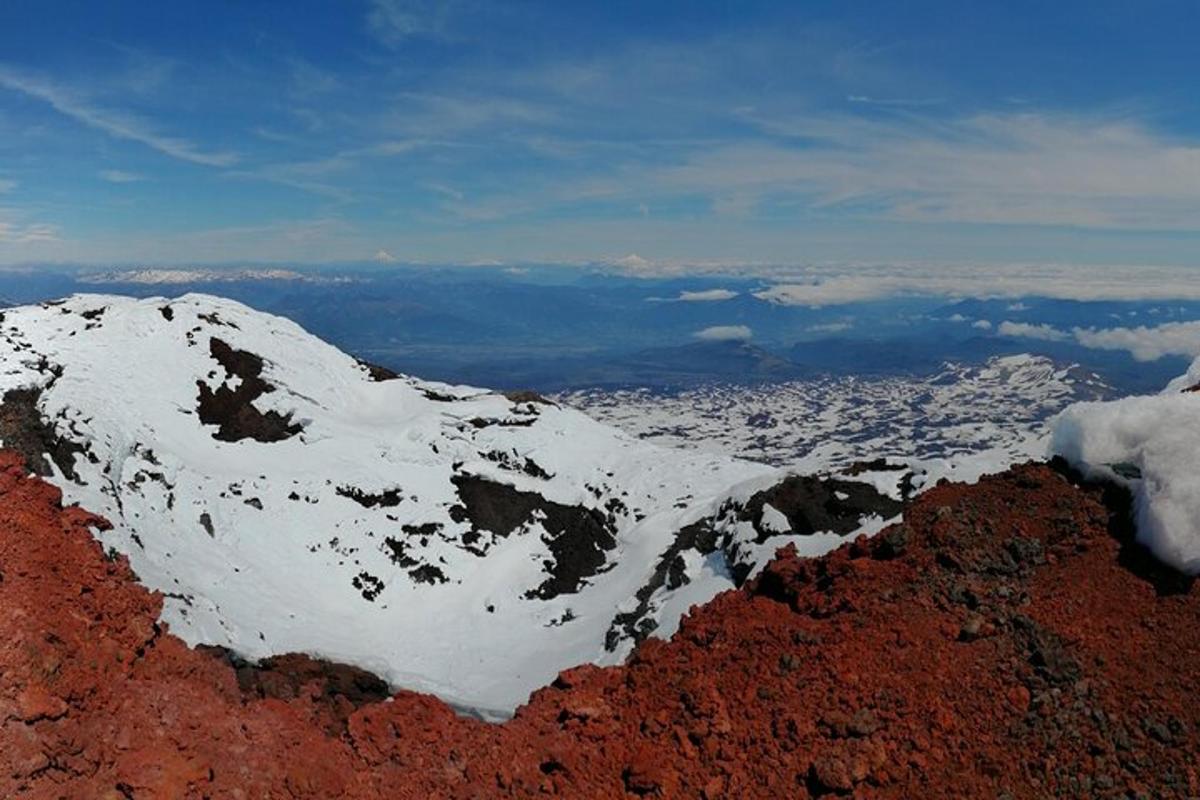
[0,221,59,244]
[98,169,145,183]
[0,66,237,167]
[367,0,457,45]
[846,94,944,107]
[622,111,1200,232]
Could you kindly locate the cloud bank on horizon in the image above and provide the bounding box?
[1,0,1199,288]
[997,317,1200,362]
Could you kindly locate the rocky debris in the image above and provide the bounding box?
[337,485,404,509]
[2,452,1199,798]
[481,448,554,479]
[0,387,93,480]
[199,647,391,735]
[196,337,302,442]
[467,416,537,429]
[504,390,555,406]
[844,457,907,476]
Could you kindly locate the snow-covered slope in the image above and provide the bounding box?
[0,294,902,716]
[558,355,1111,491]
[1052,356,1200,575]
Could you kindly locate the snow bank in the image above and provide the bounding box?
[1050,356,1200,574]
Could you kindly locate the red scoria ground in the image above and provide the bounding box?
[1,449,1198,799]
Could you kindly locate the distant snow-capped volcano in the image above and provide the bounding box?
[0,293,901,716]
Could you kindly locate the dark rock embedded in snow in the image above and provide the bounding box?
[0,387,92,480]
[196,337,303,442]
[738,474,903,541]
[449,474,616,599]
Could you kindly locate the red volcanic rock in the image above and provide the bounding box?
[1,449,1198,798]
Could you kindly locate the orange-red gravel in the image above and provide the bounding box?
[1,450,1196,798]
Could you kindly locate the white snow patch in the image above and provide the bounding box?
[1051,359,1200,574]
[758,503,791,533]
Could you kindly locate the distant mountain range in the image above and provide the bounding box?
[0,266,1192,394]
[78,268,356,285]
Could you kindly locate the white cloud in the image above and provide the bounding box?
[611,253,653,273]
[743,263,1200,305]
[694,324,752,342]
[1007,302,1030,312]
[511,104,1200,235]
[0,66,236,167]
[947,313,968,322]
[1073,320,1200,361]
[0,221,59,244]
[972,319,993,330]
[367,0,454,45]
[846,94,944,108]
[99,169,145,183]
[371,248,398,263]
[998,321,1070,342]
[807,321,853,333]
[753,277,895,307]
[677,288,738,302]
[713,111,1200,231]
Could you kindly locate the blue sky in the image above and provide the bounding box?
[2,0,1200,269]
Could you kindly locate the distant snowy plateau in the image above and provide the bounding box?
[556,357,1112,483]
[4,292,1188,721]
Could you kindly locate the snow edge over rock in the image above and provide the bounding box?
[1050,356,1200,574]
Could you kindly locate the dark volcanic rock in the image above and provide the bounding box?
[200,646,391,735]
[356,358,400,382]
[196,337,303,443]
[0,387,91,480]
[337,485,404,508]
[504,390,555,406]
[740,474,903,541]
[450,474,616,598]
